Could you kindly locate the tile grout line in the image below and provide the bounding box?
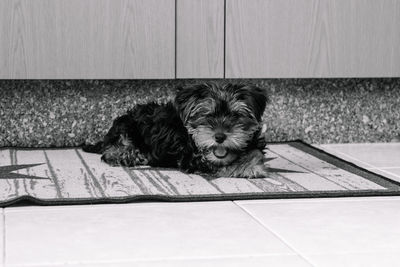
[233,202,316,267]
[321,143,400,147]
[1,253,310,267]
[376,167,400,170]
[324,149,400,178]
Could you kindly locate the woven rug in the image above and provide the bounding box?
[1,141,399,207]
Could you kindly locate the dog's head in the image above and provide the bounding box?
[174,83,268,166]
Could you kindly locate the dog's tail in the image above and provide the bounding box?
[81,141,104,154]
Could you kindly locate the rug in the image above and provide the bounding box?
[1,140,399,207]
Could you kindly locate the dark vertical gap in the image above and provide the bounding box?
[223,0,226,78]
[175,0,178,79]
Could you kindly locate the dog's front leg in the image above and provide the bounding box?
[215,149,268,178]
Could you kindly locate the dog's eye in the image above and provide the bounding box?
[205,116,217,127]
[230,112,240,120]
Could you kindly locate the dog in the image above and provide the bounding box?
[82,83,269,178]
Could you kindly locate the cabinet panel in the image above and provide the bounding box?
[176,0,224,78]
[226,0,400,78]
[0,0,174,79]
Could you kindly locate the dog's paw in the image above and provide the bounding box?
[101,154,122,167]
[256,135,267,150]
[101,146,139,167]
[256,124,267,150]
[220,149,269,178]
[239,163,269,179]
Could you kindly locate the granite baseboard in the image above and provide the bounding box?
[0,78,399,147]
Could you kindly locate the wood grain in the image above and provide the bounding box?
[0,0,175,79]
[0,143,394,205]
[226,0,400,78]
[176,0,224,78]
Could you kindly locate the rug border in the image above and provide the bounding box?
[286,140,400,189]
[3,190,400,207]
[1,140,400,207]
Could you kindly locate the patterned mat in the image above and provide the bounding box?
[1,141,399,206]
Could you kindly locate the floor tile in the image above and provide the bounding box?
[383,168,400,178]
[318,144,400,183]
[0,209,3,267]
[11,255,312,267]
[4,202,294,265]
[320,143,400,168]
[236,198,400,255]
[306,252,399,267]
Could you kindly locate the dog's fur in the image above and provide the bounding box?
[82,83,269,178]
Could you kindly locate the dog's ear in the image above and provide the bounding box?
[228,84,269,121]
[247,85,269,121]
[174,86,195,123]
[174,84,211,123]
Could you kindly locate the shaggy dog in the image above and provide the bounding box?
[82,83,269,178]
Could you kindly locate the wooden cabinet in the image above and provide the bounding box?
[226,0,400,78]
[176,0,224,78]
[0,0,175,79]
[1,0,399,79]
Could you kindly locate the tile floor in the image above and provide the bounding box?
[1,143,400,267]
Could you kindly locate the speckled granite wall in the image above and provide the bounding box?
[0,79,399,147]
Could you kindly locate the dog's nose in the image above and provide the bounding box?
[215,133,227,143]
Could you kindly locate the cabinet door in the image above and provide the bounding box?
[176,0,224,78]
[226,0,400,78]
[0,0,174,79]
